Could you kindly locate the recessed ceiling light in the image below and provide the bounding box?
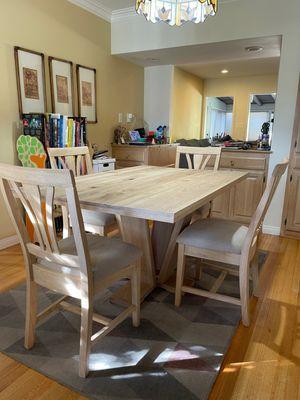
[221,69,229,74]
[245,46,263,53]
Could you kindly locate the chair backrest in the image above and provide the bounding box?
[48,146,93,176]
[175,146,222,171]
[242,159,289,258]
[0,163,92,284]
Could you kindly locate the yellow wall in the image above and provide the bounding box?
[202,74,278,140]
[0,0,144,240]
[171,67,203,142]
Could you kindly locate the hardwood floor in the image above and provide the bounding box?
[210,234,300,400]
[0,235,299,399]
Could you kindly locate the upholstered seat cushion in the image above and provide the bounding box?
[39,234,141,281]
[177,218,248,254]
[82,209,115,227]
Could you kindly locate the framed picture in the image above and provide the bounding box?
[14,47,46,116]
[76,64,97,123]
[49,56,75,116]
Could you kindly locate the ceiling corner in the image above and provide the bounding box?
[67,0,112,22]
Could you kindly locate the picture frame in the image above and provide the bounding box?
[49,56,75,116]
[76,64,97,123]
[14,46,47,116]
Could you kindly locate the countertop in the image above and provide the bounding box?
[112,143,272,154]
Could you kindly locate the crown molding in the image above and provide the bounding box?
[68,0,240,24]
[111,7,136,22]
[67,0,112,22]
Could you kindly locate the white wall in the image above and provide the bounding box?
[144,65,174,131]
[112,0,300,235]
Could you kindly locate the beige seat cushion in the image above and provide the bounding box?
[82,209,115,227]
[39,234,142,281]
[177,218,248,254]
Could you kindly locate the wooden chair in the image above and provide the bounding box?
[175,146,222,219]
[0,164,141,378]
[48,146,115,236]
[175,160,289,326]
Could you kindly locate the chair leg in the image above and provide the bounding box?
[195,259,203,282]
[175,244,186,307]
[251,254,260,298]
[79,296,93,378]
[131,262,141,328]
[239,260,250,327]
[24,280,37,349]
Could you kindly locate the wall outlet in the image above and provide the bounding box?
[118,113,123,123]
[127,113,134,123]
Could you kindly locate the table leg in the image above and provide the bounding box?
[114,215,156,302]
[153,217,191,285]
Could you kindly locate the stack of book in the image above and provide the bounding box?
[22,113,87,148]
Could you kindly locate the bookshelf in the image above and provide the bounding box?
[22,113,87,151]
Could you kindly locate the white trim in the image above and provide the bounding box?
[262,224,281,236]
[68,0,240,23]
[111,7,136,22]
[0,235,19,251]
[67,0,112,22]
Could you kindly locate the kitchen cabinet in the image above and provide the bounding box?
[282,82,300,238]
[112,144,177,169]
[211,150,270,224]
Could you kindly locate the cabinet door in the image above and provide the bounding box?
[211,189,231,219]
[230,172,265,223]
[286,169,300,232]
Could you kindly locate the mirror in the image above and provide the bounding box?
[247,93,276,142]
[204,96,234,140]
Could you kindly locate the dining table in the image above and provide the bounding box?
[58,165,248,301]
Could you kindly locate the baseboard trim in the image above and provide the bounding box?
[262,225,281,236]
[0,235,19,251]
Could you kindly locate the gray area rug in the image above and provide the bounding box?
[0,252,267,400]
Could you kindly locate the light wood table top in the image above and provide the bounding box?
[69,166,248,223]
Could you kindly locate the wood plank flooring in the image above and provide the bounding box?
[0,235,299,399]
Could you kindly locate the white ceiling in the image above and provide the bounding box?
[121,36,281,78]
[179,57,280,79]
[123,36,281,66]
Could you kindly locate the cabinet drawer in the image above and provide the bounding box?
[113,147,147,162]
[220,155,266,170]
[116,160,145,169]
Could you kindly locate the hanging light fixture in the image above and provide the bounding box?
[136,0,218,27]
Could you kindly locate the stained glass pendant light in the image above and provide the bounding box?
[136,0,218,27]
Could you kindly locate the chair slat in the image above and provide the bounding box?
[76,155,82,177]
[23,184,52,252]
[185,153,193,169]
[201,155,211,170]
[10,181,45,248]
[45,186,60,253]
[194,154,204,170]
[48,147,93,177]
